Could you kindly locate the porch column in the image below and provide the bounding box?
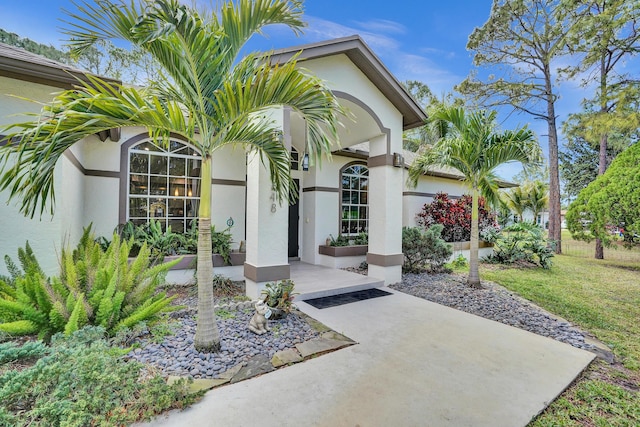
[244,109,291,298]
[367,134,403,285]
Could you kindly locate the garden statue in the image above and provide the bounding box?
[248,300,271,335]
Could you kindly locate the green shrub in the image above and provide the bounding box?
[0,327,194,426]
[483,222,554,269]
[110,221,234,264]
[402,225,453,273]
[451,254,469,269]
[0,341,47,365]
[211,226,233,265]
[353,232,368,245]
[329,234,350,247]
[262,279,297,314]
[0,226,180,339]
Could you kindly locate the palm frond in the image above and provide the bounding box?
[407,104,540,193]
[219,0,305,62]
[0,76,195,218]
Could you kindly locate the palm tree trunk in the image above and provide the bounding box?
[194,156,221,352]
[468,187,481,288]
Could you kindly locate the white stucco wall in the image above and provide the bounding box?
[0,76,81,276]
[301,155,364,265]
[83,175,120,238]
[0,76,61,127]
[0,161,63,276]
[300,55,403,147]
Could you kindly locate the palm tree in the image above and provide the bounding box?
[0,0,342,352]
[525,180,549,225]
[408,106,541,287]
[503,186,528,222]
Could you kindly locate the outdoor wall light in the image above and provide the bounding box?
[302,153,310,171]
[393,152,404,168]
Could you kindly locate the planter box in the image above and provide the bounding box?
[318,244,368,257]
[162,252,246,270]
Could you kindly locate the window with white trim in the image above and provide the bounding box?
[340,163,369,235]
[128,139,202,232]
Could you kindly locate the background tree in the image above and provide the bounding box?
[560,0,640,258]
[402,80,463,152]
[0,0,341,352]
[457,0,569,253]
[560,120,627,204]
[566,142,640,247]
[0,28,69,63]
[0,27,159,85]
[408,106,541,287]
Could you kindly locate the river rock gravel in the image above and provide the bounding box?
[390,273,595,351]
[126,296,320,379]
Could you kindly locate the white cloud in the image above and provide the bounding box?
[390,53,462,95]
[301,16,461,95]
[419,47,456,59]
[304,16,400,51]
[352,19,406,35]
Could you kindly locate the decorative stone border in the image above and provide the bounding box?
[166,312,356,394]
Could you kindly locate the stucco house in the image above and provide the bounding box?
[1,36,478,297]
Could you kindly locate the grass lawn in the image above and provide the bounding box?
[481,253,640,426]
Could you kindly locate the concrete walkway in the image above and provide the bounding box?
[290,262,382,300]
[143,288,595,427]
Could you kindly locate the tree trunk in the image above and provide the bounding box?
[545,69,562,254]
[468,187,481,288]
[194,156,221,352]
[595,54,609,260]
[594,133,608,259]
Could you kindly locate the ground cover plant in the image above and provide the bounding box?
[0,327,195,426]
[483,221,554,269]
[480,254,640,426]
[0,227,179,339]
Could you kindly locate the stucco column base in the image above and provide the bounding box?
[367,265,402,286]
[367,252,403,285]
[244,262,290,299]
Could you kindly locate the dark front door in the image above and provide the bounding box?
[288,179,300,258]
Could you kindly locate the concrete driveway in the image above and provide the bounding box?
[142,288,595,427]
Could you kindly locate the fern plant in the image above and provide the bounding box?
[0,226,180,339]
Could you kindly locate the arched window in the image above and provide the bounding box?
[128,139,202,233]
[341,163,368,235]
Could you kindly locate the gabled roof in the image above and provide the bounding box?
[0,42,118,89]
[269,35,427,131]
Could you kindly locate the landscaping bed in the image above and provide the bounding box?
[125,288,323,379]
[390,272,598,352]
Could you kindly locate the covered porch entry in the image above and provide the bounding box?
[242,36,426,299]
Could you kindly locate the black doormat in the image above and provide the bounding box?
[304,288,392,309]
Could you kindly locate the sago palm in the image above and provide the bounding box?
[0,0,342,351]
[408,106,541,287]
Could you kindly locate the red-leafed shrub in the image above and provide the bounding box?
[416,192,497,242]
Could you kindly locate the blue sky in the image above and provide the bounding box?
[1,0,633,180]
